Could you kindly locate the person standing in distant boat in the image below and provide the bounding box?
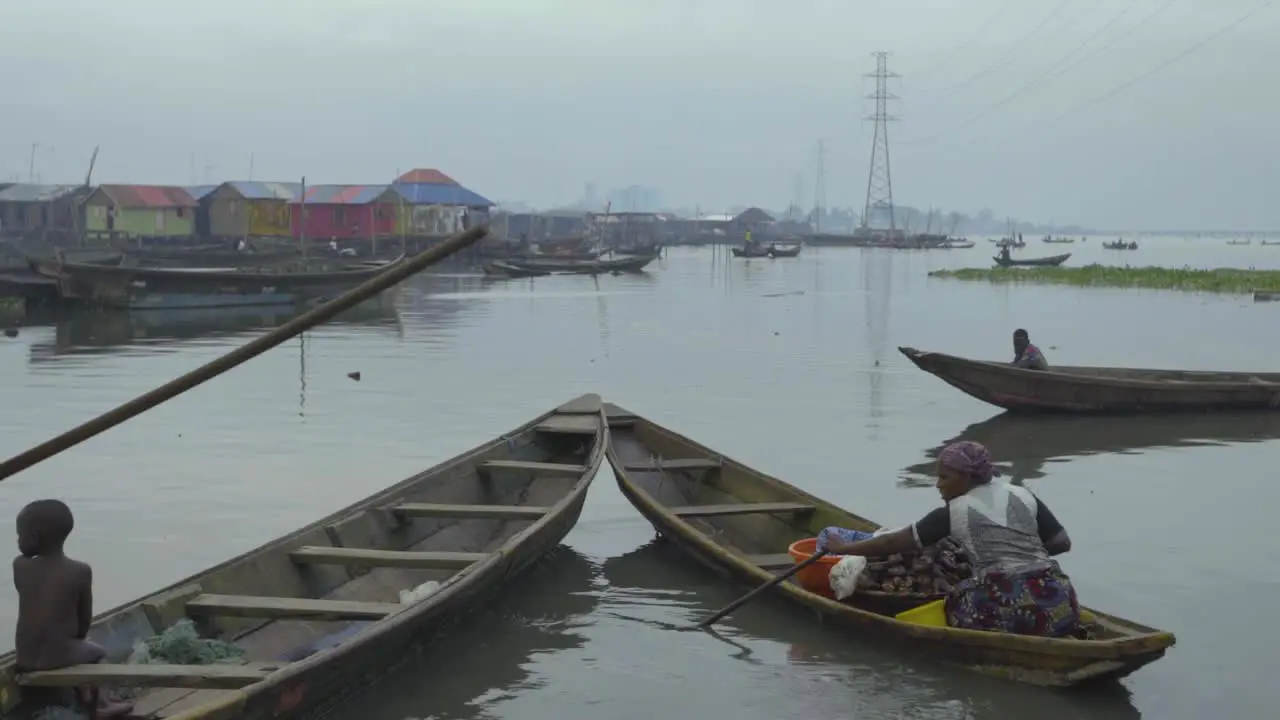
[999,245,1011,262]
[1012,328,1049,370]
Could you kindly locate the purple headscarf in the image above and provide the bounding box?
[938,441,1000,483]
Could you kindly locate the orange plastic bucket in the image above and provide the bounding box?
[787,537,843,597]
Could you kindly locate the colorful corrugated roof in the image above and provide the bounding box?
[396,168,456,185]
[0,184,81,203]
[391,183,492,208]
[185,185,218,200]
[96,185,198,208]
[288,185,394,205]
[223,181,301,200]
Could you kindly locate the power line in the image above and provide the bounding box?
[916,0,1074,96]
[908,0,1020,79]
[913,0,1273,145]
[1037,0,1274,126]
[1031,0,1179,89]
[903,0,1144,145]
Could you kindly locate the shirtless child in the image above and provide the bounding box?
[13,499,132,719]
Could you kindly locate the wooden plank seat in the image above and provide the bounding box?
[478,459,587,475]
[534,415,599,435]
[390,503,552,520]
[289,546,487,569]
[622,458,721,472]
[669,502,816,518]
[185,594,400,621]
[17,662,282,689]
[745,553,797,571]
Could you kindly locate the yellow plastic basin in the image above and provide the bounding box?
[895,599,946,626]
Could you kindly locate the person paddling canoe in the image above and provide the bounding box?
[820,441,1080,638]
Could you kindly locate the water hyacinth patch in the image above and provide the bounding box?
[927,264,1280,294]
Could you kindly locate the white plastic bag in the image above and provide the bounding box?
[828,555,868,600]
[399,580,442,605]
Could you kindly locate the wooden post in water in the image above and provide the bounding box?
[299,176,308,262]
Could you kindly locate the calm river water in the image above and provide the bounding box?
[2,239,1278,719]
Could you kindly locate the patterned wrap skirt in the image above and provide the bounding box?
[944,561,1080,638]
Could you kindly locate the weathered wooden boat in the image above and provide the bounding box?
[900,346,1280,413]
[480,260,550,279]
[31,254,405,310]
[1103,241,1138,250]
[0,395,608,720]
[731,245,771,258]
[901,410,1280,485]
[602,403,1175,686]
[992,252,1070,268]
[500,251,658,275]
[1042,236,1076,244]
[1253,288,1280,302]
[115,243,303,269]
[766,242,803,258]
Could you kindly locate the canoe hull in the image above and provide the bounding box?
[900,346,1280,414]
[603,405,1174,687]
[1,396,607,720]
[992,252,1070,267]
[32,256,403,310]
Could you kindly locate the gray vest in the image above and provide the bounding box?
[948,481,1051,578]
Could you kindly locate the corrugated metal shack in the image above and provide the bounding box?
[206,181,301,238]
[84,185,198,239]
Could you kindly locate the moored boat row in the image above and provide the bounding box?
[1,389,1183,720]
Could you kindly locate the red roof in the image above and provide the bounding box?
[396,168,456,185]
[98,185,198,208]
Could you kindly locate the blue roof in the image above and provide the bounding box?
[223,181,301,200]
[0,184,81,202]
[391,182,492,208]
[185,185,218,200]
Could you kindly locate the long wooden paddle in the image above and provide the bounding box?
[0,225,488,483]
[695,550,829,629]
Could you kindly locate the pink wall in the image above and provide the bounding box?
[290,202,397,240]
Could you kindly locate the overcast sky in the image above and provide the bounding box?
[1,0,1275,229]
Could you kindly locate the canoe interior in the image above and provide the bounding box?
[603,404,1174,686]
[0,395,605,720]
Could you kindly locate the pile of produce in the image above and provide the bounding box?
[855,537,974,595]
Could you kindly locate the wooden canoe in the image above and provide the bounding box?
[31,255,405,310]
[900,346,1280,413]
[0,395,607,720]
[602,403,1175,687]
[900,410,1280,485]
[992,252,1070,268]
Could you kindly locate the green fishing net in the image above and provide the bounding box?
[127,619,245,666]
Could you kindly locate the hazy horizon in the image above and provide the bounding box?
[2,0,1275,231]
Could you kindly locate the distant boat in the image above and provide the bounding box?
[1042,235,1075,244]
[1227,239,1252,246]
[993,252,1071,268]
[1103,241,1138,250]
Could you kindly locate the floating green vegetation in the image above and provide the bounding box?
[927,264,1280,294]
[0,297,19,310]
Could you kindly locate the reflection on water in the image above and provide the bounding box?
[329,547,601,720]
[900,411,1280,486]
[27,295,402,363]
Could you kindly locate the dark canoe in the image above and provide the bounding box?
[480,260,550,278]
[900,346,1280,413]
[900,411,1280,485]
[1103,242,1138,250]
[0,395,607,720]
[501,251,658,274]
[992,252,1070,267]
[767,243,802,258]
[32,255,405,310]
[602,403,1174,687]
[731,246,771,258]
[119,245,303,269]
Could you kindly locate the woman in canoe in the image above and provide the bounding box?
[819,441,1079,637]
